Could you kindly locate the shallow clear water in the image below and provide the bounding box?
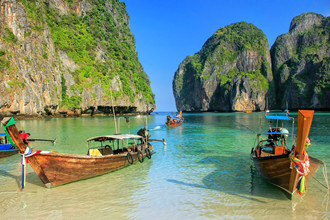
[0,112,329,219]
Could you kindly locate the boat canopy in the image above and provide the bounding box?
[0,133,6,137]
[0,144,12,150]
[87,134,143,142]
[266,116,291,120]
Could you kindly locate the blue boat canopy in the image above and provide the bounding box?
[0,133,6,137]
[0,144,13,150]
[265,116,291,120]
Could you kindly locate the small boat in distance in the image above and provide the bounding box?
[1,117,154,188]
[245,109,252,113]
[0,133,19,158]
[166,111,184,127]
[251,110,322,199]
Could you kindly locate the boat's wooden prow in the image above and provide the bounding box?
[1,117,26,153]
[295,110,314,156]
[1,117,12,125]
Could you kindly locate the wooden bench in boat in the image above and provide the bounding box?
[87,134,147,156]
[88,143,149,156]
[260,145,288,157]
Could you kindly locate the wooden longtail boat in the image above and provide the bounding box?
[0,133,19,158]
[166,111,184,127]
[250,110,322,199]
[1,117,154,188]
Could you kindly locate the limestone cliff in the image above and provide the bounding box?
[173,22,273,112]
[271,13,329,110]
[0,0,155,117]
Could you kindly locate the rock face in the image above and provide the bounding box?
[271,13,329,110]
[173,22,273,112]
[0,0,155,117]
[173,13,329,112]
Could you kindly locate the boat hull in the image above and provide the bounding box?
[0,148,19,158]
[30,151,151,188]
[166,120,183,127]
[1,117,153,188]
[251,153,321,198]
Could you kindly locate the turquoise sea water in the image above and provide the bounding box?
[0,112,329,219]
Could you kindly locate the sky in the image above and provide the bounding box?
[122,0,330,112]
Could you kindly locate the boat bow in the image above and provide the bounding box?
[288,110,314,194]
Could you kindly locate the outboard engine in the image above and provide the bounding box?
[279,128,289,140]
[137,128,149,138]
[268,127,281,141]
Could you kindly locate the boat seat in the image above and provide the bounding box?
[89,149,102,156]
[261,145,273,154]
[274,145,285,155]
[136,144,144,151]
[102,147,113,155]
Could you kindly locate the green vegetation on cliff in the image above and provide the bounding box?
[176,22,270,96]
[218,69,268,91]
[0,50,10,70]
[186,22,270,80]
[18,0,155,108]
[203,22,268,60]
[271,13,329,108]
[173,21,272,112]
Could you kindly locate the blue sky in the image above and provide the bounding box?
[122,0,329,112]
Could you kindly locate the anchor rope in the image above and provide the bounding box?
[312,160,329,191]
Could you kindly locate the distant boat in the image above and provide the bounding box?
[0,133,19,158]
[244,109,252,113]
[250,110,322,199]
[1,117,154,188]
[166,111,184,127]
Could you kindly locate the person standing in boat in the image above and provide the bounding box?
[19,130,30,145]
[166,115,172,125]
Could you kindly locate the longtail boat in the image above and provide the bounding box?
[166,111,184,127]
[250,110,322,199]
[1,117,154,188]
[0,133,19,158]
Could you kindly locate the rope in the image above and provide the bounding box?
[312,160,329,191]
[234,120,257,133]
[321,161,329,190]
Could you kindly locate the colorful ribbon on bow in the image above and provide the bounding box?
[290,149,310,195]
[20,147,44,189]
[305,137,311,149]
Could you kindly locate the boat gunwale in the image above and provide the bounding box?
[38,150,149,159]
[0,148,19,152]
[87,134,144,142]
[250,151,290,161]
